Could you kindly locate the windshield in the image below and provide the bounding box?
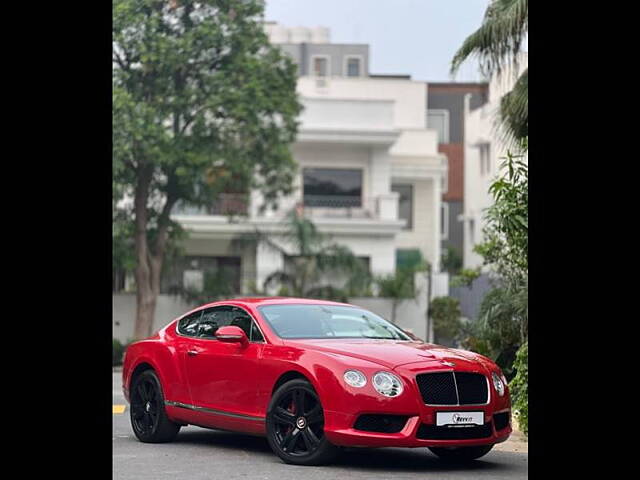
[258,304,412,340]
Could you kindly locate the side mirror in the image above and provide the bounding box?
[215,325,249,346]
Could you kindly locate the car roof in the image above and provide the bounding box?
[198,297,354,309]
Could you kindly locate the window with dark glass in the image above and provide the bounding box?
[346,57,361,77]
[177,310,204,337]
[179,305,264,342]
[392,184,413,229]
[161,256,241,295]
[303,168,362,208]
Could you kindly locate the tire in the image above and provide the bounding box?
[428,444,494,462]
[129,369,181,443]
[266,379,339,466]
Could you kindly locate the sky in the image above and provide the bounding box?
[264,0,490,83]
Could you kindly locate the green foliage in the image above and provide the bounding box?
[441,246,463,276]
[255,210,369,301]
[463,287,522,378]
[430,297,462,341]
[450,267,481,288]
[510,342,528,435]
[113,338,131,366]
[376,252,429,324]
[451,0,528,146]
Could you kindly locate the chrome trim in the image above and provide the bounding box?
[165,400,265,422]
[451,371,461,405]
[416,371,491,407]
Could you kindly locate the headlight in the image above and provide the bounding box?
[343,370,367,388]
[372,372,403,397]
[492,372,505,397]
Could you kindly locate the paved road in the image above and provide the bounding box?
[113,372,527,480]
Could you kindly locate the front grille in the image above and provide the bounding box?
[353,414,409,433]
[416,422,493,440]
[493,412,510,431]
[415,372,488,406]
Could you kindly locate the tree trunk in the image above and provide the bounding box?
[391,300,398,324]
[132,166,178,340]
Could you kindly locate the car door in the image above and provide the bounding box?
[181,305,267,419]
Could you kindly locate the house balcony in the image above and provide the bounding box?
[172,193,248,216]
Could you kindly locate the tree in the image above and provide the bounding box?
[257,209,369,300]
[113,0,302,339]
[376,252,428,324]
[430,296,463,344]
[451,0,528,146]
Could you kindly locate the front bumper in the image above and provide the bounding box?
[323,409,512,448]
[321,363,512,448]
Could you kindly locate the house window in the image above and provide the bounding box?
[427,109,450,144]
[161,256,242,295]
[441,203,449,240]
[392,184,413,230]
[345,56,362,77]
[303,168,362,208]
[311,55,330,77]
[479,143,491,175]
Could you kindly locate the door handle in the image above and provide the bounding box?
[187,350,199,357]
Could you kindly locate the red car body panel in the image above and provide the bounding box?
[123,297,512,447]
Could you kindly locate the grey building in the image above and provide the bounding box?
[426,83,488,273]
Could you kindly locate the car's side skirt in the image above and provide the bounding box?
[165,400,265,422]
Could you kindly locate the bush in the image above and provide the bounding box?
[430,296,462,341]
[510,342,528,435]
[113,338,129,366]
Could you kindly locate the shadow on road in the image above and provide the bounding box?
[173,429,517,474]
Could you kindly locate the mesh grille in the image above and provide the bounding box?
[455,372,489,405]
[416,422,493,440]
[415,372,488,405]
[416,372,457,405]
[493,412,510,431]
[353,414,408,433]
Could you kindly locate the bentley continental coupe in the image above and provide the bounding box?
[122,297,512,465]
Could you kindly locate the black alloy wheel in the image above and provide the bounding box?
[130,370,180,443]
[266,379,339,465]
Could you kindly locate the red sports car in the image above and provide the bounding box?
[122,297,512,465]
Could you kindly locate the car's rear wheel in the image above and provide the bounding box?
[428,444,494,462]
[266,379,339,466]
[130,369,180,443]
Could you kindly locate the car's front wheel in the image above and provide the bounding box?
[428,444,494,462]
[266,379,339,466]
[130,369,180,443]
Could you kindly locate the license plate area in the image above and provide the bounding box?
[436,411,484,427]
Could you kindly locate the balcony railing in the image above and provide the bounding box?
[302,195,378,219]
[173,193,248,216]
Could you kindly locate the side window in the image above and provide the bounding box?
[180,305,265,342]
[198,306,232,338]
[177,310,203,337]
[250,320,265,343]
[226,305,265,343]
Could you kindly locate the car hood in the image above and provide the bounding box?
[285,339,491,370]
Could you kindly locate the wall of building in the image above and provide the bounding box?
[113,274,433,343]
[277,43,369,77]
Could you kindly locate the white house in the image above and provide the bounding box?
[462,53,528,269]
[164,25,448,296]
